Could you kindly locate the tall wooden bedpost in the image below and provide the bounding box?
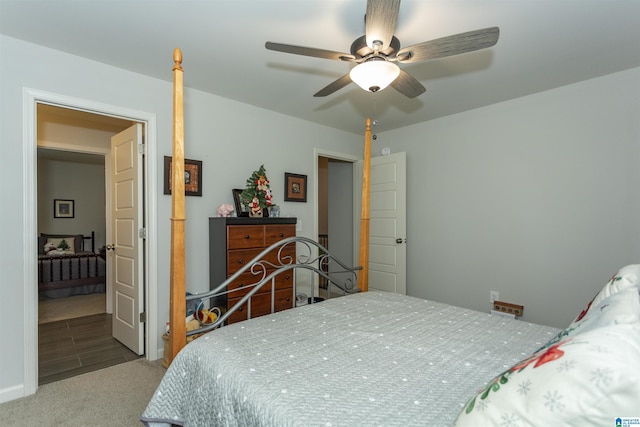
[358,118,371,292]
[168,47,187,363]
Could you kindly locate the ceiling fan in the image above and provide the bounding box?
[265,0,499,98]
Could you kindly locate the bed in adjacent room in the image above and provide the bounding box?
[38,231,106,298]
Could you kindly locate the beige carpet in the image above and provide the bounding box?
[39,293,106,324]
[0,359,166,426]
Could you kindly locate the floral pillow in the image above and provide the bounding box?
[454,323,640,426]
[573,264,640,323]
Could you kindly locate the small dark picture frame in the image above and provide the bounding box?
[164,156,203,196]
[232,189,249,217]
[284,173,307,202]
[53,199,74,218]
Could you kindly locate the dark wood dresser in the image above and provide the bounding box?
[209,217,297,324]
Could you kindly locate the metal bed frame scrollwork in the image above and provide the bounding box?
[185,236,362,337]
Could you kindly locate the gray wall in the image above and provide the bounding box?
[376,67,640,328]
[37,156,106,251]
[328,160,354,267]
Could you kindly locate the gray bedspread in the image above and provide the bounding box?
[142,291,559,427]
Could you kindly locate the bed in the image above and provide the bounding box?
[144,49,640,426]
[143,261,640,426]
[38,231,106,298]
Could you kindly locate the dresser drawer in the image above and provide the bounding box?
[227,245,296,275]
[264,224,296,246]
[226,248,264,274]
[227,225,265,249]
[227,271,294,299]
[226,288,294,324]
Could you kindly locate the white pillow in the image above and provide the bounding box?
[46,237,75,254]
[537,286,640,350]
[592,264,640,306]
[572,286,640,329]
[455,323,640,427]
[572,264,640,323]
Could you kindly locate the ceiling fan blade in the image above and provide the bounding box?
[266,42,355,61]
[396,27,500,63]
[390,70,426,98]
[314,74,353,97]
[365,0,401,50]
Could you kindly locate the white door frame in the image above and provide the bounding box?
[22,88,159,395]
[313,148,361,268]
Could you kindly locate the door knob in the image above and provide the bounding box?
[396,238,405,244]
[106,244,116,251]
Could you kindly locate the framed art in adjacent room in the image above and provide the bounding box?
[53,199,74,218]
[164,156,203,196]
[284,172,307,202]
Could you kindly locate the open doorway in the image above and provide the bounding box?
[37,148,108,323]
[36,105,141,383]
[316,150,359,298]
[23,90,159,396]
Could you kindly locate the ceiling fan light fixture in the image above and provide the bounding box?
[349,59,400,93]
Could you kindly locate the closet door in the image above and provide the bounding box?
[368,151,407,294]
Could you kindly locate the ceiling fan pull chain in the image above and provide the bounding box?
[371,97,379,141]
[373,96,378,123]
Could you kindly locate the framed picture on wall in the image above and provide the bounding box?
[284,172,307,202]
[163,156,203,196]
[53,199,74,218]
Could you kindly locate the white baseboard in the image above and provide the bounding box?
[157,346,165,362]
[0,384,27,404]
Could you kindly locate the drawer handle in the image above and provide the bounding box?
[244,235,250,239]
[238,259,244,264]
[285,275,290,280]
[238,307,243,312]
[285,297,291,302]
[279,233,284,237]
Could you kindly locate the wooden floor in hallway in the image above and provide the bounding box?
[38,313,141,385]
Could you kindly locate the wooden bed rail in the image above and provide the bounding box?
[185,236,362,337]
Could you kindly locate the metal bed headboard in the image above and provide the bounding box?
[185,236,362,337]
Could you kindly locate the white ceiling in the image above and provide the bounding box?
[2,0,639,135]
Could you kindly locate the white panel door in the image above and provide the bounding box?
[110,124,144,354]
[368,152,406,294]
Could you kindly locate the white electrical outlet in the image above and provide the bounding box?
[490,291,499,303]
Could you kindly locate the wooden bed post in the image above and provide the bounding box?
[168,48,187,364]
[358,118,371,292]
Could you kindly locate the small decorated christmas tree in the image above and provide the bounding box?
[240,165,273,217]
